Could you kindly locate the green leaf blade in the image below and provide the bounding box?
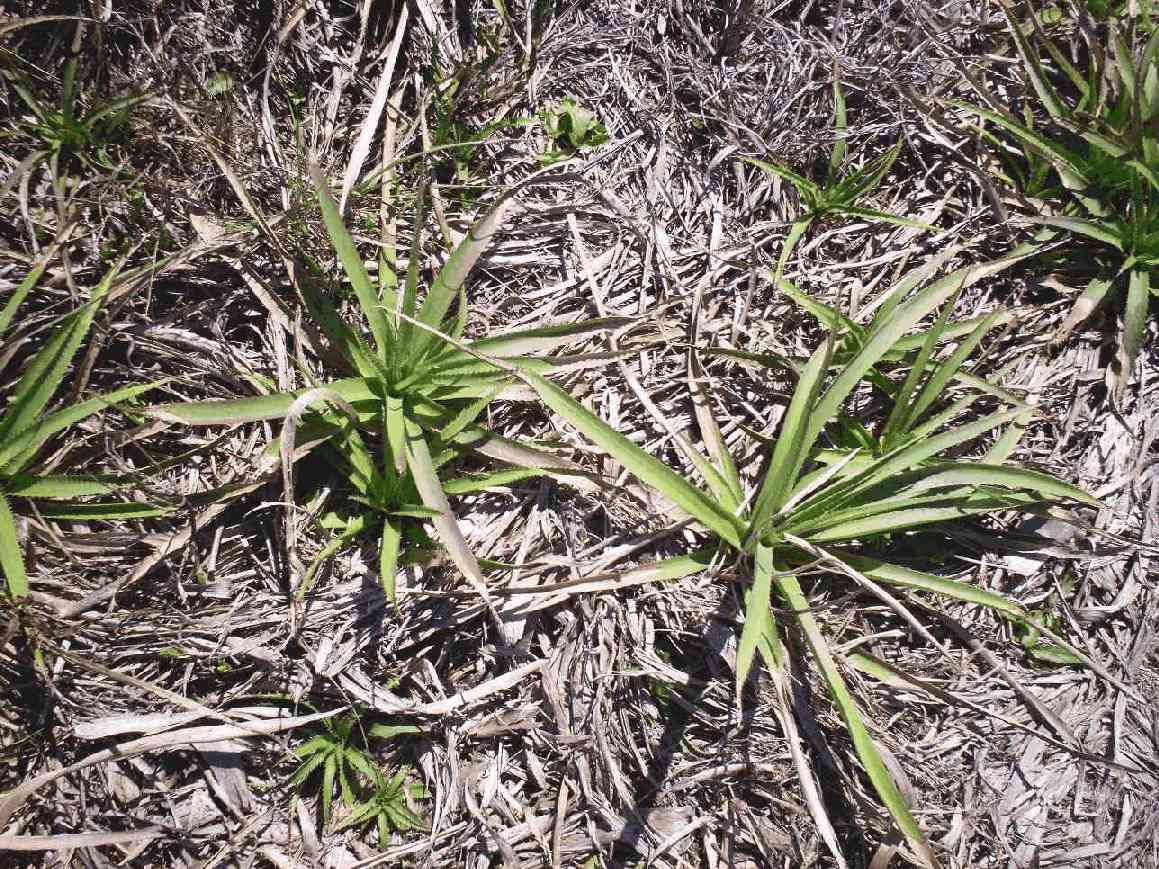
[520,370,743,547]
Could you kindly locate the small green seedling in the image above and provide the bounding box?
[744,68,933,284]
[539,98,609,164]
[291,715,421,834]
[1013,589,1084,666]
[334,765,427,846]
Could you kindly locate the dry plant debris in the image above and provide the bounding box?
[1,0,1157,867]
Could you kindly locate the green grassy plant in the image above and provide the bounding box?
[3,22,145,178]
[539,98,608,164]
[0,257,166,601]
[745,70,933,284]
[951,2,1159,401]
[151,172,620,603]
[334,765,427,846]
[515,256,1097,867]
[291,715,422,840]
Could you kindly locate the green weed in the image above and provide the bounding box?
[0,256,167,601]
[150,174,619,604]
[291,714,423,840]
[539,98,608,164]
[744,69,933,285]
[334,766,427,846]
[951,2,1159,401]
[516,253,1097,866]
[3,22,145,177]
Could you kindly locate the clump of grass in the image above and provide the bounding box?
[2,21,145,180]
[744,68,933,285]
[949,2,1159,402]
[516,253,1097,867]
[150,171,619,611]
[0,255,166,601]
[290,714,423,843]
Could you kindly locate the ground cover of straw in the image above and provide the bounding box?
[1,1,1156,867]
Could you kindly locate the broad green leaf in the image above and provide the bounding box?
[335,800,379,831]
[803,493,1037,542]
[321,754,337,825]
[1037,20,1091,103]
[387,506,443,520]
[0,379,164,473]
[1079,129,1130,160]
[804,265,973,450]
[773,218,812,285]
[441,467,548,494]
[393,193,424,358]
[292,734,333,759]
[1,475,115,498]
[1113,28,1136,100]
[310,162,393,359]
[779,279,856,334]
[748,341,832,542]
[0,261,46,340]
[688,351,743,505]
[435,383,506,445]
[905,391,994,444]
[898,462,1098,506]
[403,418,491,593]
[1026,643,1085,666]
[837,206,935,232]
[871,242,965,327]
[341,747,380,784]
[469,317,634,357]
[1122,268,1149,385]
[773,568,938,867]
[1040,216,1125,250]
[792,485,1022,537]
[84,93,149,126]
[32,501,171,520]
[150,378,377,425]
[983,412,1032,465]
[838,554,1027,618]
[590,546,719,586]
[735,542,778,687]
[368,723,421,740]
[380,516,402,601]
[385,394,406,476]
[828,65,847,183]
[742,157,821,201]
[337,424,384,500]
[409,196,512,363]
[1127,159,1159,195]
[0,494,27,599]
[520,370,743,547]
[298,515,369,600]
